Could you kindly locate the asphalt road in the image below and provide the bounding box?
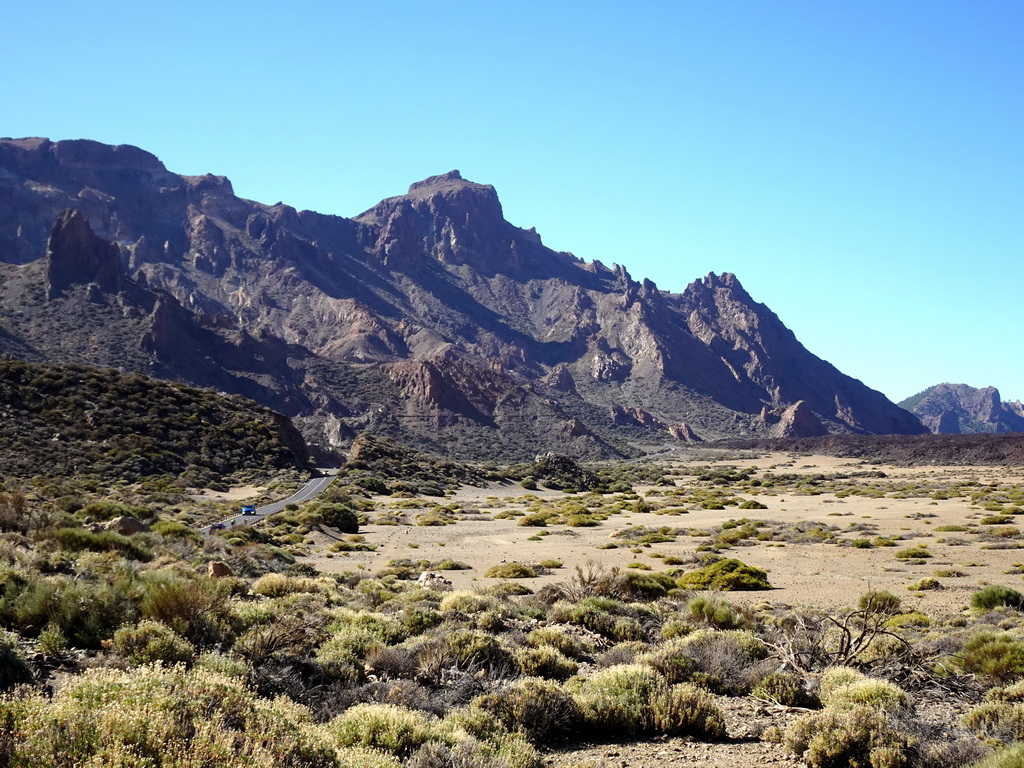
[201,471,337,534]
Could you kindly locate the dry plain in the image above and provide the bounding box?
[279,449,1024,768]
[302,452,1024,617]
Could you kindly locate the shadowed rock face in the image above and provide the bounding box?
[0,137,926,459]
[900,383,1024,435]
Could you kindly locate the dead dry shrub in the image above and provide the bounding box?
[537,561,625,604]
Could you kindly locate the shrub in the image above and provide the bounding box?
[513,646,579,680]
[472,677,582,742]
[822,679,909,713]
[526,627,590,660]
[446,630,511,671]
[894,546,931,561]
[319,504,360,533]
[328,703,436,758]
[111,620,196,666]
[965,744,1024,768]
[973,586,1024,611]
[960,633,1024,683]
[620,570,676,600]
[907,577,942,591]
[49,527,152,561]
[484,563,537,579]
[686,595,748,629]
[573,664,725,740]
[819,667,867,700]
[964,701,1024,740]
[676,558,771,591]
[141,577,230,647]
[0,665,338,766]
[440,591,493,614]
[252,573,322,597]
[752,672,806,707]
[0,630,32,691]
[858,589,902,615]
[573,663,668,736]
[672,629,768,695]
[652,683,726,738]
[785,705,914,768]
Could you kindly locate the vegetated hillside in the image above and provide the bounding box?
[0,359,310,484]
[0,138,925,460]
[719,432,1024,466]
[899,383,1024,435]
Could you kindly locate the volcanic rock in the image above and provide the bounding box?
[0,137,928,460]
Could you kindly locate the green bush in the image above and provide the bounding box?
[966,744,1024,768]
[525,627,590,660]
[140,577,230,647]
[573,663,669,736]
[485,563,537,579]
[513,645,579,680]
[752,672,806,707]
[328,703,436,758]
[858,589,902,615]
[473,677,581,742]
[785,704,913,768]
[573,664,724,740]
[973,586,1024,611]
[0,630,33,690]
[652,683,726,738]
[48,527,152,561]
[686,595,748,629]
[446,630,511,670]
[964,701,1024,740]
[111,620,196,666]
[676,558,771,591]
[960,633,1024,683]
[319,504,360,533]
[0,665,338,767]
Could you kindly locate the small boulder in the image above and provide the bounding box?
[104,515,149,535]
[207,561,233,578]
[416,571,452,591]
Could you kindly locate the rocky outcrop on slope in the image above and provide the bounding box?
[0,137,927,460]
[899,383,1024,434]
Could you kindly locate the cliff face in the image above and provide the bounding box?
[0,137,925,459]
[900,383,1024,435]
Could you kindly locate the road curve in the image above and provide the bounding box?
[201,471,337,534]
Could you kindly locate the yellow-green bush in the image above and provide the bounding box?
[110,619,195,666]
[328,703,436,759]
[786,705,914,768]
[472,677,581,742]
[513,645,579,680]
[0,665,338,767]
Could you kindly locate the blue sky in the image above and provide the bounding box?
[6,1,1023,403]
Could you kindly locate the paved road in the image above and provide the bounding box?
[201,471,337,534]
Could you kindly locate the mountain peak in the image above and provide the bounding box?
[408,170,464,192]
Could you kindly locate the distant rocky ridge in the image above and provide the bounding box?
[0,137,926,459]
[899,383,1024,435]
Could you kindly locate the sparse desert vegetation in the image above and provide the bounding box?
[3,440,1024,766]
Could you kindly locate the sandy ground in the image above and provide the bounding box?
[300,452,1024,616]
[190,485,264,503]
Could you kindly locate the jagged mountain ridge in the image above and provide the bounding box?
[0,137,925,459]
[899,383,1024,435]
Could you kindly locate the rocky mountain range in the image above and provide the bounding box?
[0,137,926,459]
[899,383,1024,435]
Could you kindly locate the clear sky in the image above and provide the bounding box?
[6,1,1023,404]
